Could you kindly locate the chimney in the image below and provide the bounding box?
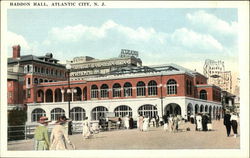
[13,45,21,59]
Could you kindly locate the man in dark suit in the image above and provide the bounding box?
[224,110,231,137]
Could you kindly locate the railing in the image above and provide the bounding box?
[7,121,100,141]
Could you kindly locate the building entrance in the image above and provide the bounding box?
[164,103,181,117]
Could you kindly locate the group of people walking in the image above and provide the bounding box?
[34,116,74,150]
[137,114,160,132]
[194,113,212,131]
[162,114,181,132]
[223,110,239,138]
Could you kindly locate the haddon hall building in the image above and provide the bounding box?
[8,45,223,126]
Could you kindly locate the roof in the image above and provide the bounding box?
[8,54,65,68]
[86,63,204,81]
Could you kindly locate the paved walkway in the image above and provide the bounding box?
[8,120,240,150]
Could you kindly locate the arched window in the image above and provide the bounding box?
[31,108,46,122]
[70,107,85,121]
[114,105,132,117]
[54,88,62,102]
[91,85,98,98]
[136,81,146,96]
[113,83,121,97]
[124,82,132,97]
[167,79,177,95]
[148,80,157,96]
[138,104,158,118]
[39,79,43,83]
[100,84,109,98]
[51,108,65,121]
[91,106,108,120]
[200,90,207,100]
[45,89,53,102]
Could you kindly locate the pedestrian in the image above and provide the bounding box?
[230,112,239,138]
[172,115,180,133]
[168,114,174,132]
[151,116,156,127]
[207,114,213,131]
[50,116,74,150]
[223,110,231,137]
[202,113,208,131]
[117,117,122,129]
[155,115,160,127]
[190,114,195,124]
[34,116,51,150]
[124,115,130,129]
[196,113,202,131]
[142,115,149,131]
[129,117,134,129]
[82,117,91,139]
[138,114,144,131]
[162,114,168,131]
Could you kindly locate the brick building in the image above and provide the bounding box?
[7,45,223,126]
[7,45,67,108]
[25,64,222,125]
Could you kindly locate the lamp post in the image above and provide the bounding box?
[160,74,163,117]
[66,63,72,135]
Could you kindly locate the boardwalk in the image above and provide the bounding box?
[8,120,240,150]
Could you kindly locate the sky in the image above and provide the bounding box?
[7,8,239,75]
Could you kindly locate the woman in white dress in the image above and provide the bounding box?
[196,113,202,131]
[82,117,91,139]
[50,116,73,150]
[124,115,130,129]
[142,115,149,131]
[168,115,173,132]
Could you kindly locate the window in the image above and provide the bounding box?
[91,106,108,120]
[200,90,207,100]
[51,108,65,121]
[27,89,31,98]
[114,105,132,117]
[138,104,158,118]
[100,84,109,98]
[148,80,157,96]
[91,85,99,98]
[32,108,46,122]
[186,80,189,95]
[136,81,146,96]
[167,79,177,95]
[113,83,121,97]
[28,78,31,85]
[70,107,85,121]
[124,82,132,97]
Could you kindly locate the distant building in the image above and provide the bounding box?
[203,59,232,93]
[7,45,67,106]
[67,49,142,80]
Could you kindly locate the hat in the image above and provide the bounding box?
[56,115,70,123]
[38,116,51,124]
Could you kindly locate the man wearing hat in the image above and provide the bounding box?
[224,110,232,137]
[34,116,50,150]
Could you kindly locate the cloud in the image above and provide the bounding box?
[170,28,223,52]
[186,10,238,36]
[45,20,165,44]
[7,31,30,50]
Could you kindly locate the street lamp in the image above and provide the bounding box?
[66,63,72,135]
[160,74,163,118]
